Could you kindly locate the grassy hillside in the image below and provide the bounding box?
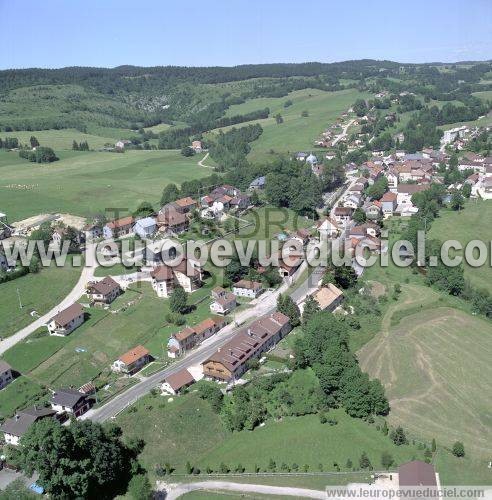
[358,284,492,459]
[208,88,370,162]
[428,200,492,293]
[0,149,208,220]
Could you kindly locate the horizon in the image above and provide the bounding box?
[1,0,491,70]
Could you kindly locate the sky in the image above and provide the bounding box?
[1,0,491,69]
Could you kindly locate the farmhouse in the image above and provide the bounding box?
[161,369,195,395]
[47,303,85,336]
[0,406,58,446]
[157,207,189,234]
[232,279,264,298]
[86,276,121,305]
[150,259,203,297]
[50,388,91,418]
[202,311,291,382]
[172,197,198,214]
[317,217,340,239]
[112,345,151,375]
[210,287,237,315]
[312,284,343,312]
[103,216,134,239]
[133,217,157,239]
[0,361,13,390]
[191,140,203,153]
[398,460,438,487]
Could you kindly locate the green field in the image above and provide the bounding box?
[0,259,81,338]
[358,284,492,459]
[209,88,370,162]
[118,392,425,475]
[0,376,45,420]
[428,200,492,293]
[0,149,208,220]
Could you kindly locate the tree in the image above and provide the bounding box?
[160,183,180,206]
[302,295,320,324]
[381,452,394,470]
[346,458,353,469]
[353,99,368,117]
[301,110,309,117]
[359,451,372,469]
[452,441,465,457]
[127,474,152,500]
[15,419,138,499]
[333,265,358,289]
[29,136,39,148]
[181,146,195,157]
[277,294,300,327]
[72,140,79,150]
[133,201,154,218]
[352,208,366,224]
[390,426,408,446]
[462,183,472,199]
[0,478,37,500]
[450,191,465,211]
[275,113,284,124]
[169,285,188,314]
[431,438,437,452]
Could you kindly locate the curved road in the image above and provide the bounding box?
[163,480,326,499]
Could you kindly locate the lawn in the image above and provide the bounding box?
[0,258,81,338]
[2,279,215,395]
[0,149,209,220]
[0,376,46,419]
[209,88,371,163]
[117,391,425,475]
[428,200,492,293]
[358,284,492,459]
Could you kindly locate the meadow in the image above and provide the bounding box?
[428,200,492,293]
[117,392,425,474]
[358,284,492,459]
[0,149,208,220]
[209,88,371,162]
[0,257,81,337]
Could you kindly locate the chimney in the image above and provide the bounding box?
[247,328,252,336]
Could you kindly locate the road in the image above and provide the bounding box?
[331,118,355,146]
[0,243,99,356]
[197,151,213,168]
[162,480,326,499]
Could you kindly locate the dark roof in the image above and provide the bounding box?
[51,388,86,408]
[50,303,84,327]
[0,406,57,437]
[398,460,437,487]
[165,369,195,391]
[88,276,120,296]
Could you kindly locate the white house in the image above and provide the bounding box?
[47,303,85,336]
[161,369,195,395]
[50,388,91,418]
[232,279,264,299]
[317,217,340,239]
[210,287,237,315]
[133,217,156,239]
[112,345,151,375]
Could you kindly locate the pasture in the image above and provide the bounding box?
[0,149,208,220]
[428,200,492,293]
[358,284,492,459]
[209,88,370,162]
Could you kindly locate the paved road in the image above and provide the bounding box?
[0,244,99,356]
[162,480,326,499]
[332,118,355,146]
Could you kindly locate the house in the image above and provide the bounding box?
[333,207,353,225]
[381,192,397,216]
[47,303,85,336]
[312,283,343,312]
[249,176,266,190]
[133,217,156,239]
[295,152,308,161]
[103,216,134,239]
[83,223,102,242]
[0,361,13,390]
[210,287,237,315]
[150,259,202,297]
[51,388,91,418]
[349,223,379,239]
[191,140,203,153]
[317,217,340,239]
[167,317,226,357]
[397,184,429,205]
[145,238,179,265]
[230,194,251,210]
[86,276,121,305]
[173,197,198,214]
[398,460,438,488]
[112,345,151,375]
[386,170,399,191]
[202,311,291,382]
[156,208,189,234]
[0,406,58,446]
[292,228,311,246]
[232,279,264,299]
[363,200,381,220]
[343,193,362,209]
[161,369,195,395]
[150,265,175,298]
